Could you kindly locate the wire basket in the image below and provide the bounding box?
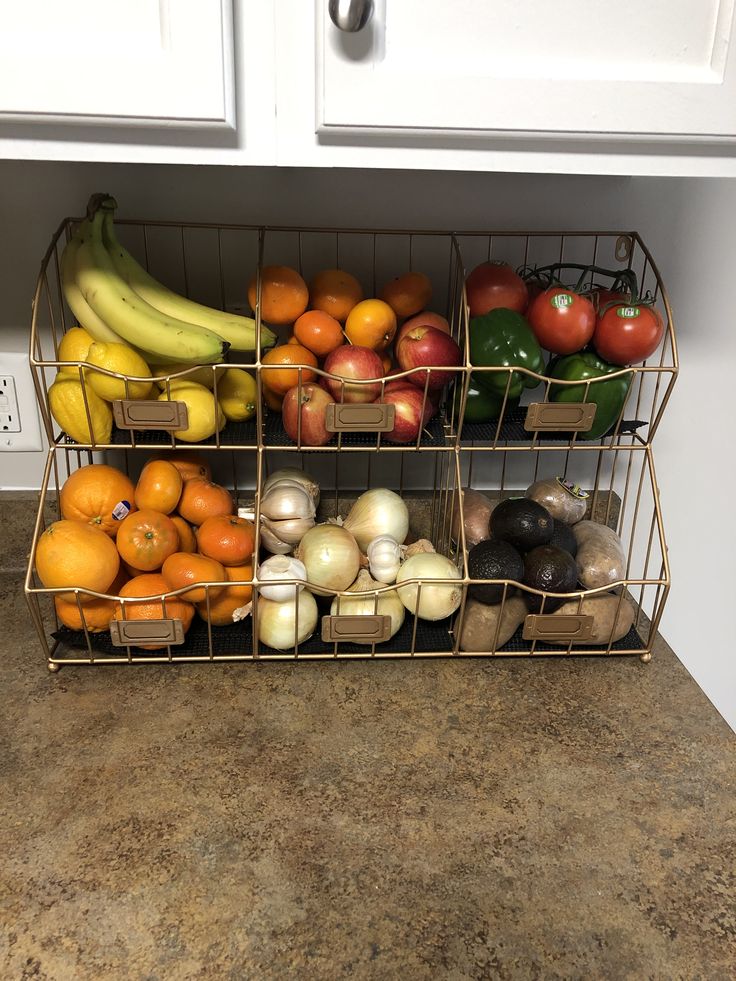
[25,444,668,669]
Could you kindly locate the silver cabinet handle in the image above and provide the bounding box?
[328,0,374,32]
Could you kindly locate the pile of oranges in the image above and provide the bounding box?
[36,452,254,649]
[250,264,438,410]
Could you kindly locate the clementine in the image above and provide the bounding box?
[54,570,128,632]
[35,519,120,601]
[149,451,212,483]
[116,509,179,572]
[196,515,255,567]
[293,310,345,358]
[261,344,318,396]
[134,459,183,515]
[177,477,234,525]
[247,265,309,326]
[112,573,194,650]
[196,563,253,626]
[344,299,397,352]
[171,516,197,554]
[309,269,363,323]
[380,271,433,319]
[161,552,227,604]
[59,464,136,538]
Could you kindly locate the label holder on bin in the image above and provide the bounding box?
[322,615,392,643]
[113,400,188,431]
[325,403,395,433]
[523,614,594,642]
[110,619,185,647]
[524,402,597,432]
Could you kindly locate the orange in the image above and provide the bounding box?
[261,344,318,396]
[134,460,183,515]
[54,571,128,632]
[59,464,136,538]
[309,269,363,323]
[171,516,197,554]
[149,451,211,483]
[262,382,284,412]
[35,519,120,602]
[116,509,179,573]
[177,477,234,526]
[293,310,345,358]
[161,552,227,604]
[196,563,253,626]
[380,272,432,319]
[112,573,194,651]
[247,265,309,326]
[196,515,255,567]
[344,299,397,352]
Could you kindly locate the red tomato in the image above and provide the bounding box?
[466,261,528,317]
[589,287,631,313]
[527,287,596,355]
[593,304,665,365]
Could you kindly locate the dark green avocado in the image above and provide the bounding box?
[467,539,525,605]
[548,519,578,558]
[523,545,579,613]
[490,498,554,552]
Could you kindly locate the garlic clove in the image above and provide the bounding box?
[262,468,320,509]
[261,514,315,546]
[259,522,293,555]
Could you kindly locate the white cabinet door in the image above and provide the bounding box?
[318,0,736,143]
[0,0,234,131]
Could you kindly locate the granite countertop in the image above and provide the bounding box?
[2,496,735,979]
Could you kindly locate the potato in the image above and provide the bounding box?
[573,520,626,589]
[459,595,527,653]
[525,477,588,525]
[452,488,495,547]
[549,593,636,646]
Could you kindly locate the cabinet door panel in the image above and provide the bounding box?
[0,0,234,129]
[318,0,736,140]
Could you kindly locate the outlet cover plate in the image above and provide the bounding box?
[0,352,44,452]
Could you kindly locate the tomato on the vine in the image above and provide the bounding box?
[465,261,528,317]
[589,287,631,312]
[593,303,664,365]
[527,287,596,355]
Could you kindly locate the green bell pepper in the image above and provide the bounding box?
[454,374,520,423]
[469,309,545,398]
[548,352,632,440]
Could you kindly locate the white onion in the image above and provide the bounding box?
[263,468,320,509]
[257,555,307,602]
[257,590,318,650]
[295,524,360,592]
[330,570,405,642]
[342,489,409,552]
[396,553,462,621]
[366,535,402,584]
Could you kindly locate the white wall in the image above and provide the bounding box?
[1,161,733,728]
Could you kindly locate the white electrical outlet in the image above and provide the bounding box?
[0,352,44,452]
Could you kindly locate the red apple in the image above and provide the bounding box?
[465,261,528,317]
[379,386,433,444]
[323,345,384,404]
[396,325,463,392]
[282,383,335,446]
[382,378,439,418]
[396,311,451,348]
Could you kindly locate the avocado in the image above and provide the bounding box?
[548,519,578,558]
[523,545,579,613]
[467,539,525,605]
[490,498,554,552]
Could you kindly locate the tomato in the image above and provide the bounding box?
[593,304,665,365]
[465,261,528,317]
[527,287,596,355]
[589,287,631,313]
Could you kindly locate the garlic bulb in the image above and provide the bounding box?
[257,590,318,650]
[261,515,315,547]
[330,570,405,643]
[295,524,361,593]
[366,535,402,584]
[263,468,320,509]
[260,480,315,522]
[342,489,409,552]
[257,555,307,602]
[395,552,462,621]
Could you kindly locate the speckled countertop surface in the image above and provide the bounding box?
[2,496,735,980]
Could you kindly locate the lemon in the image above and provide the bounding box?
[86,342,153,402]
[57,326,94,376]
[158,381,226,443]
[152,364,215,391]
[215,368,257,422]
[48,373,113,445]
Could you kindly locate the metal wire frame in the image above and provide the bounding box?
[25,442,669,669]
[30,220,677,455]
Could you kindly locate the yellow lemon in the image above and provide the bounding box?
[86,342,153,402]
[152,364,215,391]
[158,381,225,443]
[48,374,112,445]
[57,326,94,376]
[214,368,257,422]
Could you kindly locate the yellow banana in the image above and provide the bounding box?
[102,206,275,352]
[75,208,229,365]
[60,228,122,344]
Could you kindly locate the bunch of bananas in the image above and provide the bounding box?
[61,193,275,365]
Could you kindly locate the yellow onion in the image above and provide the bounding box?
[257,590,318,650]
[295,524,360,593]
[342,488,409,552]
[330,570,404,642]
[396,552,462,621]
